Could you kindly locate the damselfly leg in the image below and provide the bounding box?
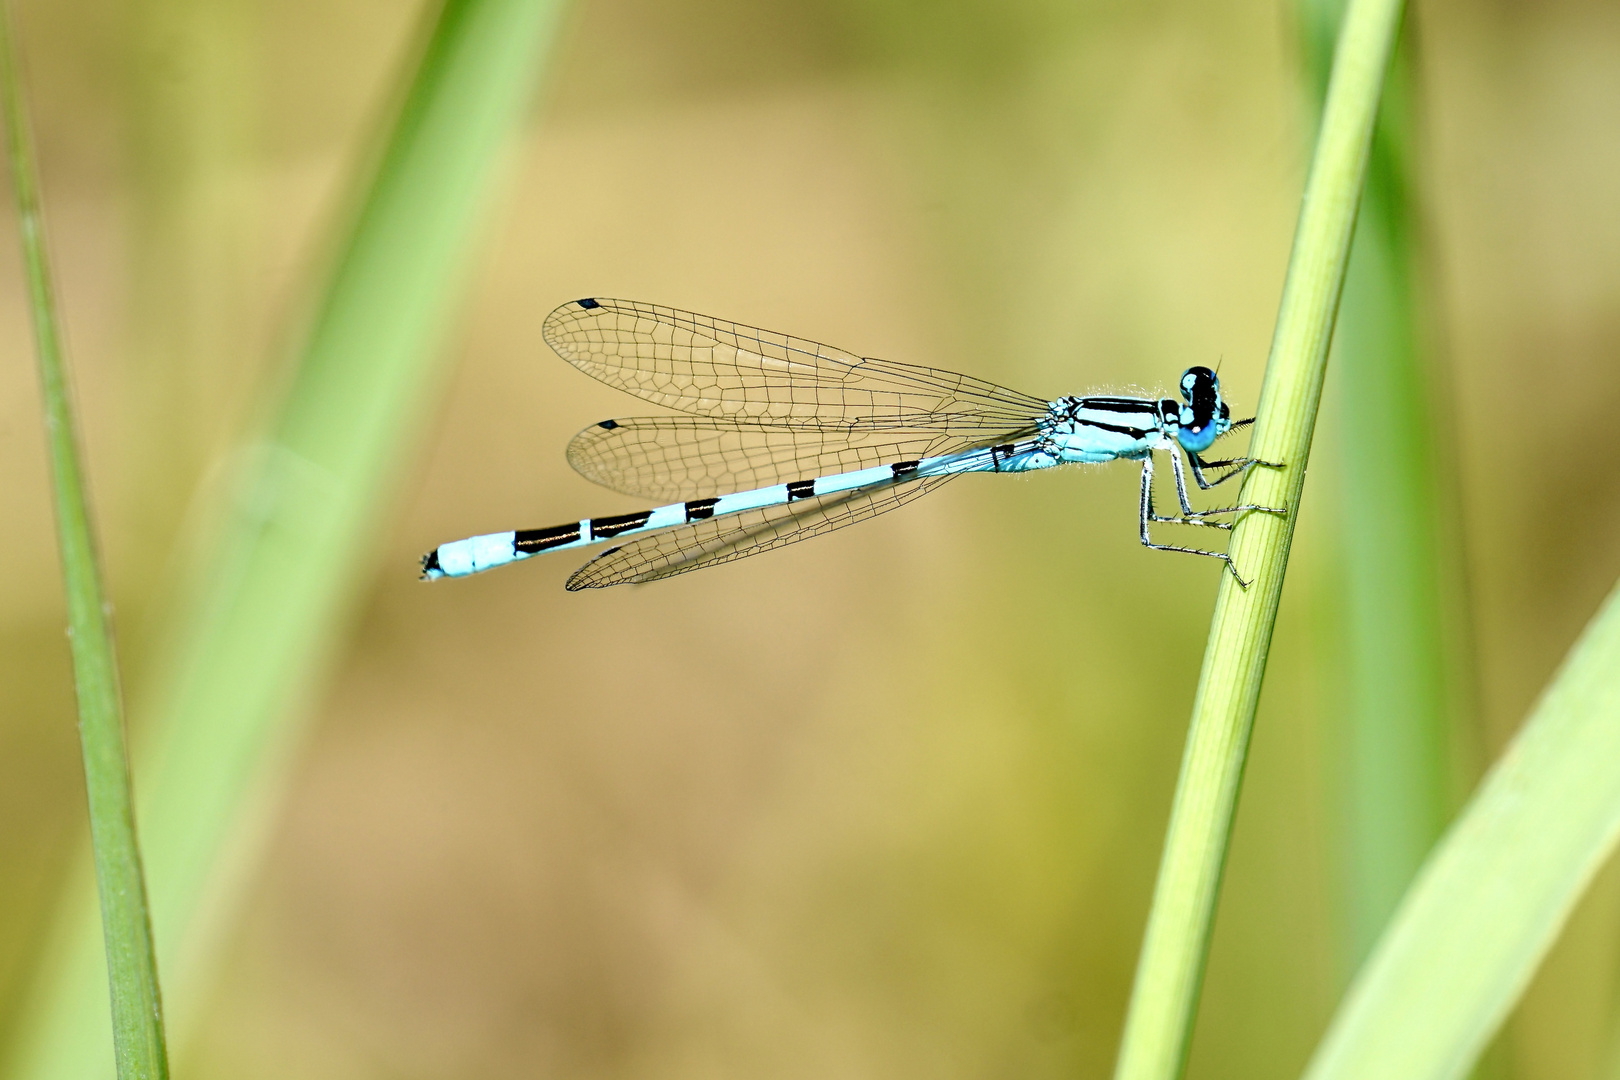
[1185,418,1284,491]
[1163,449,1285,521]
[1139,451,1286,589]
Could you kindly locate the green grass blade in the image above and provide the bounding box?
[2,3,566,1078]
[0,6,170,1079]
[1302,577,1620,1080]
[1110,1,1404,1076]
[1299,0,1460,964]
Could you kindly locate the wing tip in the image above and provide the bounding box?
[565,546,624,591]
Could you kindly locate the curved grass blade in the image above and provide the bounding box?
[1110,0,1406,1077]
[2,2,568,1078]
[0,5,170,1078]
[1302,577,1620,1080]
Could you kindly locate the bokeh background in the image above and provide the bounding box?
[1,0,1619,1077]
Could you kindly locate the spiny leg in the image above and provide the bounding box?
[1189,455,1254,489]
[1164,450,1288,522]
[1168,442,1199,515]
[1139,455,1252,588]
[1145,450,1231,528]
[1145,454,1261,530]
[1188,452,1283,490]
[1153,456,1224,527]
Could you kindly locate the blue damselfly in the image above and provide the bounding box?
[422,298,1284,589]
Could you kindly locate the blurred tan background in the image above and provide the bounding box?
[1,0,1618,1077]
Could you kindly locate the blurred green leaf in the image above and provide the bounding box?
[1303,577,1620,1080]
[2,2,566,1077]
[1300,0,1463,966]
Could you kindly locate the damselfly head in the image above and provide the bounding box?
[1173,366,1229,453]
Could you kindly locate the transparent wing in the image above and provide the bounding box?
[543,298,1048,431]
[567,416,1033,501]
[565,476,956,590]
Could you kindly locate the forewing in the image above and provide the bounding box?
[543,298,1047,431]
[567,416,1005,501]
[564,476,955,590]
